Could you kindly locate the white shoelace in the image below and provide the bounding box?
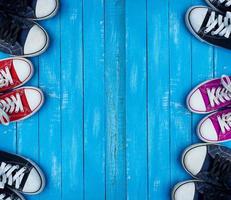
[204,11,231,38]
[0,162,26,190]
[219,0,231,7]
[0,67,13,89]
[0,93,24,125]
[0,193,13,200]
[207,75,231,107]
[218,112,231,133]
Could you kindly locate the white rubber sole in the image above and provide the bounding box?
[181,143,211,179]
[29,0,60,21]
[172,180,203,200]
[22,22,50,58]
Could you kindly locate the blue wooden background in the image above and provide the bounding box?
[0,0,230,200]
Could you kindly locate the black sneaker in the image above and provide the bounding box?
[182,143,231,190]
[0,151,45,195]
[0,12,48,56]
[0,0,59,20]
[205,0,231,13]
[0,187,25,200]
[185,6,231,50]
[172,180,231,200]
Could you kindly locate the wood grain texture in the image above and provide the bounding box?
[0,0,230,200]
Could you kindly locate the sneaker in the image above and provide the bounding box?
[0,0,59,20]
[185,6,231,50]
[0,58,33,93]
[187,75,231,113]
[205,0,231,13]
[0,12,48,56]
[198,108,231,143]
[0,150,45,194]
[0,87,44,125]
[0,187,25,200]
[172,180,231,200]
[182,143,231,190]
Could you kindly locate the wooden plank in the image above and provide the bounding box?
[125,0,148,199]
[104,1,126,200]
[60,0,84,200]
[147,0,170,199]
[169,0,192,187]
[83,0,105,199]
[37,16,62,200]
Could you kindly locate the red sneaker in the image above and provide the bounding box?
[0,58,33,93]
[0,87,44,125]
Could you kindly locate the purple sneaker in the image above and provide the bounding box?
[187,75,231,113]
[198,108,231,143]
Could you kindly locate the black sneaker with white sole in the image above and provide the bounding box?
[0,151,45,195]
[186,6,231,50]
[0,187,25,200]
[182,143,231,191]
[0,12,48,57]
[0,0,59,20]
[172,180,231,200]
[205,0,231,13]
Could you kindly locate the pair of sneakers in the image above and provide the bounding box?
[187,75,231,143]
[172,143,231,200]
[0,57,44,125]
[0,0,59,57]
[186,0,231,50]
[0,150,45,200]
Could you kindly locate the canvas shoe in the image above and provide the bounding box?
[0,12,48,57]
[172,180,231,200]
[0,150,45,194]
[185,6,231,50]
[182,143,231,190]
[187,75,231,113]
[197,108,231,143]
[0,0,59,20]
[0,58,33,93]
[0,87,44,125]
[0,187,25,200]
[205,0,231,13]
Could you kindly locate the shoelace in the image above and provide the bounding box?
[204,11,231,38]
[0,67,13,88]
[0,162,26,190]
[0,93,24,125]
[0,193,15,200]
[219,0,231,7]
[207,75,231,107]
[218,112,231,133]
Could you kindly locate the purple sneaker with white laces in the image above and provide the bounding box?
[198,108,231,143]
[187,75,231,113]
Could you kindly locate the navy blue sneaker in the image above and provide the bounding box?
[0,12,48,56]
[0,187,25,200]
[0,0,59,20]
[182,143,231,190]
[205,0,231,13]
[172,180,231,200]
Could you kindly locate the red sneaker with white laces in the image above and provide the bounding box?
[0,58,33,93]
[0,87,44,125]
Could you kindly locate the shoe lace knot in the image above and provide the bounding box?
[207,75,231,107]
[204,11,231,38]
[0,162,26,190]
[0,93,24,125]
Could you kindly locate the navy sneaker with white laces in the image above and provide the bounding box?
[205,0,231,13]
[0,12,48,56]
[0,151,45,195]
[0,187,25,200]
[172,180,231,200]
[0,0,59,20]
[186,6,231,50]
